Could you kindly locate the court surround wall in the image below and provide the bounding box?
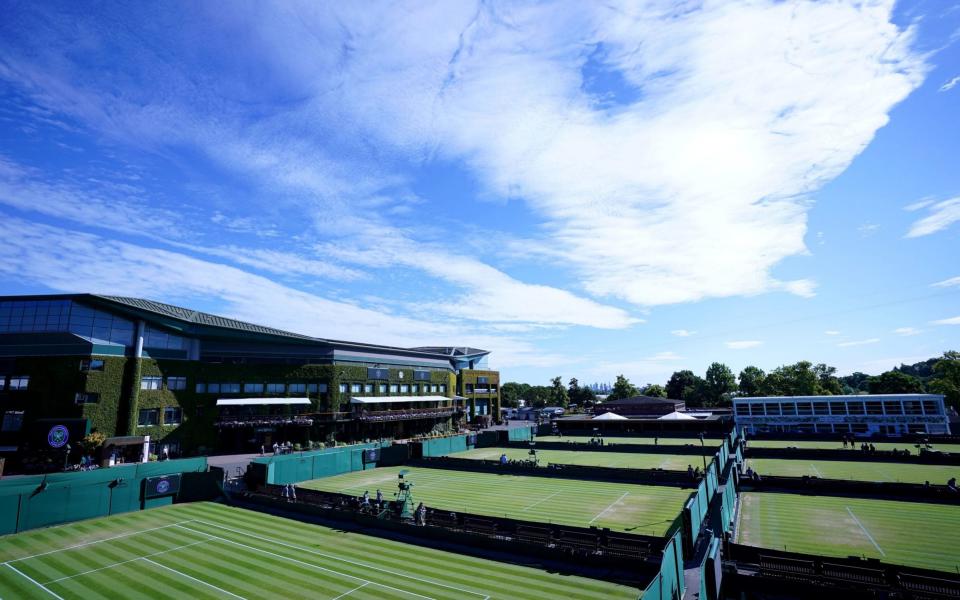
[0,457,208,534]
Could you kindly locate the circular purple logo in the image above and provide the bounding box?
[156,479,171,494]
[48,425,69,449]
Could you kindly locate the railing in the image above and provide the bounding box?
[215,414,314,428]
[357,407,457,422]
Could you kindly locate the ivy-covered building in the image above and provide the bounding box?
[0,294,501,465]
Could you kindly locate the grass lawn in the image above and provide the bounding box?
[744,458,960,484]
[0,501,640,600]
[534,435,721,451]
[737,492,960,573]
[302,465,690,536]
[746,439,960,453]
[457,447,698,471]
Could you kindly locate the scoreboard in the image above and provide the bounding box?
[363,448,380,463]
[144,474,182,498]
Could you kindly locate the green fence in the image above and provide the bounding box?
[251,442,389,485]
[0,457,208,535]
[508,425,536,442]
[420,434,471,457]
[641,521,685,599]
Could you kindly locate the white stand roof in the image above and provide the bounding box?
[216,398,311,406]
[350,395,451,405]
[592,411,628,420]
[657,411,697,420]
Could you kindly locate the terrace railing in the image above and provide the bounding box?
[216,414,314,428]
[357,407,457,422]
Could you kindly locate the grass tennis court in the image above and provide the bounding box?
[746,439,960,453]
[736,492,960,573]
[0,501,639,600]
[534,435,721,450]
[458,447,697,471]
[302,465,690,535]
[744,458,960,484]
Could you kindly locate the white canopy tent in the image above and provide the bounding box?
[657,411,697,421]
[592,411,628,420]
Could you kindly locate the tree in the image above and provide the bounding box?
[549,376,569,408]
[738,366,766,397]
[760,361,818,396]
[929,351,960,410]
[522,386,552,408]
[704,362,736,406]
[608,374,639,401]
[501,382,530,408]
[568,378,597,407]
[839,372,871,394]
[642,384,666,398]
[868,370,924,395]
[666,370,699,400]
[813,363,842,395]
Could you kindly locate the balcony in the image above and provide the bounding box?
[215,414,315,428]
[357,407,457,422]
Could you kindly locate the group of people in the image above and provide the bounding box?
[261,441,295,456]
[280,483,297,501]
[687,464,704,480]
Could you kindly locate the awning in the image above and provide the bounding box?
[350,395,451,405]
[592,411,628,420]
[216,398,311,407]
[657,411,697,421]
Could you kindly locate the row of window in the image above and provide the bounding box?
[0,376,29,391]
[339,383,446,395]
[195,382,323,394]
[141,376,187,391]
[735,399,942,417]
[465,383,498,393]
[137,407,182,426]
[1,410,24,432]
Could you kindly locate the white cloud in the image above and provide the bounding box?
[904,199,935,211]
[893,327,921,336]
[906,197,960,237]
[941,75,960,92]
[932,276,960,288]
[0,1,929,312]
[858,223,880,237]
[726,340,762,350]
[931,316,960,326]
[671,329,696,337]
[824,330,841,336]
[837,338,881,347]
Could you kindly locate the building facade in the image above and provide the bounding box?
[733,394,950,436]
[0,295,501,465]
[594,396,685,417]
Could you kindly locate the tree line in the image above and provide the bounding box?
[501,351,960,410]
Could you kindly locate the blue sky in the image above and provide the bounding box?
[0,1,958,386]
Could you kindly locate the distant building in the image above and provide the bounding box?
[733,394,950,436]
[594,396,684,417]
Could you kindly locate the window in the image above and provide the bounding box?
[429,384,437,393]
[221,383,240,393]
[339,383,347,394]
[163,407,182,425]
[140,376,162,390]
[466,384,474,393]
[350,383,362,394]
[866,401,883,415]
[780,403,796,415]
[9,376,29,391]
[80,359,105,372]
[0,378,4,391]
[195,383,206,393]
[138,409,160,426]
[143,325,188,351]
[367,368,389,380]
[389,384,398,393]
[74,392,99,404]
[167,377,187,391]
[362,383,372,394]
[289,383,307,394]
[735,404,749,416]
[812,402,829,415]
[764,403,780,416]
[267,383,285,393]
[315,383,326,393]
[414,370,431,381]
[847,401,865,415]
[749,404,764,416]
[922,400,940,415]
[243,383,264,393]
[207,383,220,393]
[2,411,24,432]
[400,384,409,393]
[439,384,446,393]
[829,402,847,415]
[796,402,812,415]
[477,376,489,385]
[903,400,923,415]
[411,384,418,394]
[883,401,903,416]
[378,384,386,394]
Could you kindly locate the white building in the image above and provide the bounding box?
[733,394,950,436]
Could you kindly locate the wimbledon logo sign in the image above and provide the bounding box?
[47,425,69,449]
[156,479,171,494]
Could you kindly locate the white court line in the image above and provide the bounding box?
[185,520,490,600]
[4,521,195,564]
[141,557,248,600]
[521,491,562,511]
[845,507,885,556]
[178,525,435,600]
[43,539,210,584]
[331,582,370,600]
[5,564,64,600]
[588,491,629,525]
[809,464,823,478]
